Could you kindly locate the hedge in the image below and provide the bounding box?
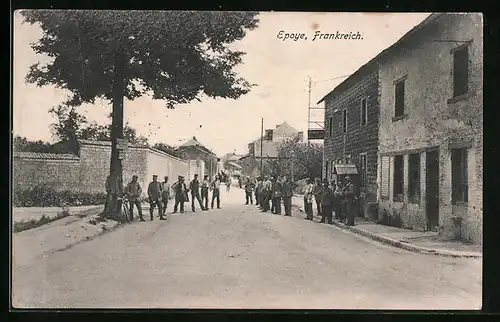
[13,184,107,207]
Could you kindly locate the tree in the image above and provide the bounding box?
[276,138,323,181]
[21,10,259,216]
[79,122,150,146]
[13,136,54,153]
[152,143,183,159]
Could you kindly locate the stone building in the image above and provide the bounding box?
[318,60,380,217]
[375,13,483,244]
[175,136,219,180]
[239,122,304,178]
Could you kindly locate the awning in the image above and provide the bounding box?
[334,164,358,175]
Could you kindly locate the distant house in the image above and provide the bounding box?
[221,152,244,177]
[175,136,219,179]
[239,122,304,178]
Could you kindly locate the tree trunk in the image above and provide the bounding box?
[105,49,126,217]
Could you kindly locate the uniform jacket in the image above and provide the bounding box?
[105,175,123,194]
[189,179,200,195]
[303,183,314,203]
[312,183,322,197]
[147,181,163,199]
[201,179,210,191]
[126,181,142,201]
[320,185,335,206]
[281,181,293,197]
[343,181,356,200]
[245,181,255,193]
[272,181,283,198]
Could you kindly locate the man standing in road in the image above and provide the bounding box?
[201,175,210,211]
[255,177,262,207]
[148,175,165,220]
[260,176,272,213]
[189,174,205,212]
[211,176,221,209]
[303,178,314,220]
[343,175,356,226]
[126,175,145,222]
[281,175,293,217]
[271,175,283,215]
[319,178,334,224]
[226,176,232,192]
[244,176,255,205]
[172,176,188,214]
[104,172,123,215]
[312,177,322,217]
[161,176,171,217]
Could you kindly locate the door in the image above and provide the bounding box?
[426,149,440,231]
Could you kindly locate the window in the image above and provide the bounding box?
[408,153,420,204]
[265,129,273,141]
[360,98,368,126]
[394,79,405,117]
[329,116,333,137]
[359,153,367,187]
[331,160,335,179]
[393,155,404,202]
[453,45,469,97]
[342,110,347,133]
[452,148,468,204]
[325,160,329,180]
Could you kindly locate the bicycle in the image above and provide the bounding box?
[118,195,131,223]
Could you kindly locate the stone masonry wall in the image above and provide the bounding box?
[323,66,380,202]
[377,13,483,244]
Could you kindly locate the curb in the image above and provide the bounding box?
[291,195,481,259]
[330,220,482,259]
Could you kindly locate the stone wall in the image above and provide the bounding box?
[323,65,380,202]
[377,13,483,244]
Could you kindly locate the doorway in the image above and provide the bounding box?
[426,149,440,231]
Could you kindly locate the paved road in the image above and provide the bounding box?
[12,188,482,309]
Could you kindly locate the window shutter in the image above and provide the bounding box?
[381,156,390,197]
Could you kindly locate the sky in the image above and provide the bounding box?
[13,11,430,156]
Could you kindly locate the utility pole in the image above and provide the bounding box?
[260,118,264,176]
[307,77,312,143]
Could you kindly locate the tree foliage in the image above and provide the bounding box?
[276,138,323,181]
[20,10,259,108]
[152,143,184,159]
[13,136,55,153]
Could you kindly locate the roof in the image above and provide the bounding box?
[317,13,444,104]
[227,161,242,169]
[78,139,149,148]
[13,151,80,161]
[177,136,216,156]
[334,164,358,175]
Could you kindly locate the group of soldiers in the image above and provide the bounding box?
[303,175,356,225]
[241,175,295,216]
[105,173,227,222]
[239,174,356,225]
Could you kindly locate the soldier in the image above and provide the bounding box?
[172,175,188,213]
[226,176,232,192]
[332,179,342,220]
[189,174,205,212]
[211,176,221,209]
[281,175,293,217]
[201,175,210,211]
[255,177,262,206]
[303,178,314,220]
[260,176,272,213]
[104,173,123,214]
[319,178,334,224]
[335,179,345,222]
[161,176,171,217]
[271,175,283,215]
[244,176,255,205]
[343,175,356,226]
[312,177,322,217]
[147,175,164,220]
[126,175,145,222]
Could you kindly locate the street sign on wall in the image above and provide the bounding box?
[307,129,325,140]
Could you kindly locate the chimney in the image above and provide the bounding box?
[297,132,304,141]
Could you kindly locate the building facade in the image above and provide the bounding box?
[175,136,219,180]
[377,13,483,244]
[240,122,304,178]
[319,62,380,208]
